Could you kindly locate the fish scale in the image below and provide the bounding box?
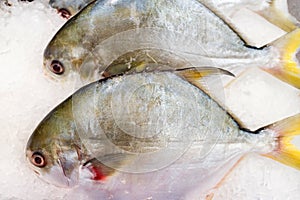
[44,0,277,84]
[26,69,300,199]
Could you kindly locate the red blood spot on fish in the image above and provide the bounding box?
[87,165,107,181]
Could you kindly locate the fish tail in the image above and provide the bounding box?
[266,28,300,88]
[262,114,300,170]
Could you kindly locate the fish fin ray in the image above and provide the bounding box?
[175,67,234,87]
[174,67,234,95]
[175,67,235,77]
[203,155,246,200]
[266,28,300,88]
[262,113,300,170]
[83,158,115,181]
[83,153,130,181]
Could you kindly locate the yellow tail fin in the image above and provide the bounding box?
[263,114,300,170]
[267,28,300,89]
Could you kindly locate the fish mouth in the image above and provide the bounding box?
[26,150,79,188]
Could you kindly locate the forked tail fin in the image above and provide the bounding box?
[267,28,300,89]
[262,114,300,170]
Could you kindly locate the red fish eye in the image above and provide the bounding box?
[50,60,64,75]
[31,152,46,168]
[58,8,71,19]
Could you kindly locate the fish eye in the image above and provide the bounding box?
[49,60,64,75]
[58,8,71,19]
[31,152,46,168]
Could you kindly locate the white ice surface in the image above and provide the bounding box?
[230,8,287,48]
[225,67,300,131]
[0,1,74,199]
[0,0,300,200]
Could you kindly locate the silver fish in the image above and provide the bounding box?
[26,68,300,199]
[43,0,284,85]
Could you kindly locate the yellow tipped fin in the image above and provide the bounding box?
[175,67,234,86]
[175,67,234,99]
[267,28,300,88]
[263,114,300,170]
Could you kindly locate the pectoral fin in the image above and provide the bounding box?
[82,158,116,181]
[82,153,133,181]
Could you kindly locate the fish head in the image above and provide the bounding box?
[43,21,92,82]
[26,102,82,187]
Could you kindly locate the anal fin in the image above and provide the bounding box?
[175,67,234,92]
[204,155,246,200]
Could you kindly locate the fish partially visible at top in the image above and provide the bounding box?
[26,67,300,199]
[49,0,95,18]
[43,0,300,88]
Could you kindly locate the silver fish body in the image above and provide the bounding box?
[26,71,276,199]
[44,0,277,83]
